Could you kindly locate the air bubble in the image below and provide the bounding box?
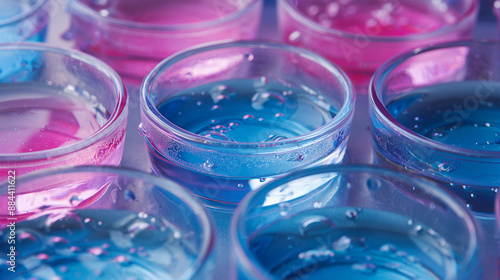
[279,202,291,216]
[124,190,136,201]
[380,244,396,253]
[89,247,105,256]
[45,211,84,234]
[438,162,455,173]
[307,5,320,16]
[288,31,301,43]
[366,178,382,190]
[210,85,236,103]
[332,236,351,251]
[203,161,218,171]
[243,114,256,123]
[38,253,50,260]
[300,216,335,236]
[70,196,80,206]
[352,263,376,275]
[260,178,266,182]
[251,91,285,110]
[275,113,285,118]
[245,53,254,61]
[313,201,323,208]
[114,255,131,266]
[211,105,221,111]
[237,183,244,189]
[200,130,229,141]
[345,209,358,219]
[50,236,68,246]
[413,225,423,233]
[299,249,335,260]
[228,122,240,130]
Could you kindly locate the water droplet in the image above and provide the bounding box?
[245,53,254,61]
[413,225,423,233]
[380,244,396,253]
[279,202,291,216]
[332,236,351,251]
[50,236,68,246]
[211,105,221,111]
[345,209,358,219]
[84,218,92,224]
[352,263,376,275]
[259,178,266,182]
[114,255,131,266]
[200,130,229,141]
[237,183,244,189]
[438,162,455,173]
[45,211,84,233]
[210,85,236,103]
[407,219,413,226]
[38,253,50,260]
[70,196,80,206]
[366,178,382,190]
[251,91,285,110]
[313,201,323,208]
[196,101,202,106]
[124,190,136,201]
[307,4,319,16]
[19,232,37,243]
[326,2,340,16]
[288,154,304,162]
[299,249,335,260]
[275,113,285,118]
[485,123,491,127]
[203,161,218,171]
[288,31,301,42]
[228,122,240,130]
[396,251,407,257]
[138,212,148,219]
[185,72,192,80]
[243,114,256,123]
[300,216,336,236]
[70,246,81,252]
[89,247,105,256]
[408,256,420,263]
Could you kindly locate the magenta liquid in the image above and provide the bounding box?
[69,0,262,82]
[278,0,477,80]
[0,84,125,180]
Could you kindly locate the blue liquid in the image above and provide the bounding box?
[0,209,195,280]
[386,82,500,151]
[0,0,48,44]
[157,78,337,143]
[376,81,500,212]
[246,208,459,280]
[150,78,347,208]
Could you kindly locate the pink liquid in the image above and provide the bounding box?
[0,84,126,180]
[294,0,457,36]
[279,0,477,86]
[0,85,102,154]
[70,0,262,83]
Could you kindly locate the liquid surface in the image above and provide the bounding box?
[157,78,338,143]
[0,209,195,280]
[247,208,458,279]
[82,0,247,25]
[386,82,500,151]
[0,84,107,154]
[292,0,461,36]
